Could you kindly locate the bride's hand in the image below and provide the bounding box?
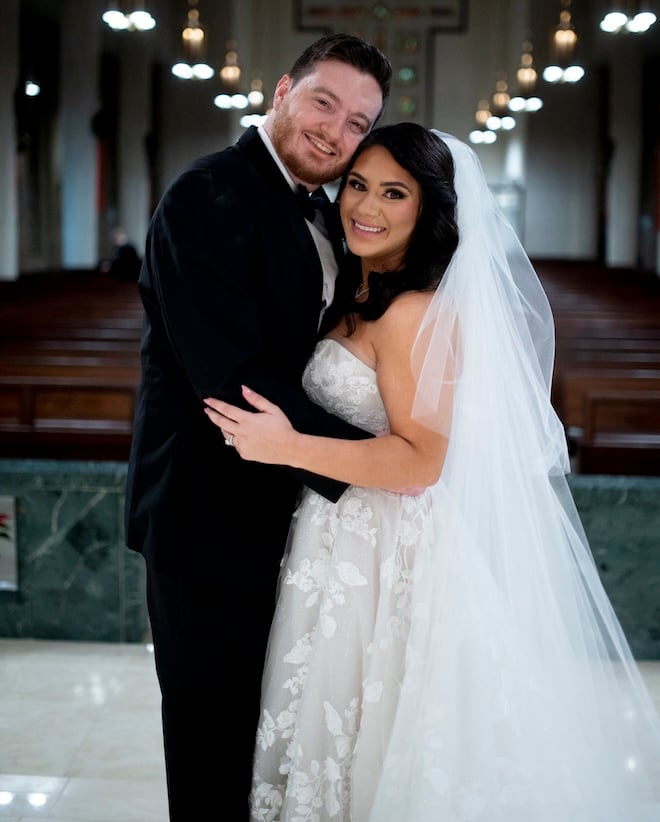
[203,385,296,465]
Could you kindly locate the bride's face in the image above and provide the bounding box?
[340,145,422,273]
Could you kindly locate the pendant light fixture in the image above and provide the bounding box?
[171,1,214,80]
[543,0,585,84]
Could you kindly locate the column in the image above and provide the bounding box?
[0,0,19,280]
[606,38,642,268]
[117,36,152,255]
[59,0,101,268]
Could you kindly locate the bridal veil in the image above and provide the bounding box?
[368,132,660,821]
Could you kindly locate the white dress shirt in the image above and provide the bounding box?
[258,125,337,325]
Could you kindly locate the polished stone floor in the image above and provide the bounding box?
[0,639,167,821]
[1,639,659,821]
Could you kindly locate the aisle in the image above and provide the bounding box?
[1,638,660,821]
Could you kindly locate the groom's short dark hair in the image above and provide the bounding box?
[289,33,392,110]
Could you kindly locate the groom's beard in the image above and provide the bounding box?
[270,107,347,187]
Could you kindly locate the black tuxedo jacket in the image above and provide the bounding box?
[125,127,369,581]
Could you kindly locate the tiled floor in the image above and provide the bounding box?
[0,639,167,821]
[1,639,659,821]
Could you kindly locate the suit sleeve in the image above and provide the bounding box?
[145,160,371,503]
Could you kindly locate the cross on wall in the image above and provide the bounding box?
[295,1,468,124]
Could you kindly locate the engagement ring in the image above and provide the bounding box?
[224,434,234,447]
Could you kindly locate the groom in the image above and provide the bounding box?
[125,33,391,820]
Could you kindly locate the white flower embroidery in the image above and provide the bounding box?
[251,340,434,821]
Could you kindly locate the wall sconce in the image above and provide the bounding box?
[469,130,497,145]
[213,93,248,110]
[102,2,156,31]
[543,62,584,83]
[600,3,656,32]
[486,115,516,131]
[25,79,41,97]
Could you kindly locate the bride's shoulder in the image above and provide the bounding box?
[370,291,434,356]
[379,290,434,332]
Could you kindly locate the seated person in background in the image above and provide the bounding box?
[100,226,141,281]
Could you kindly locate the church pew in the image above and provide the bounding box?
[553,368,660,430]
[0,272,142,459]
[555,349,660,367]
[556,337,660,354]
[0,322,143,339]
[554,317,660,336]
[0,339,140,355]
[0,375,136,460]
[576,389,660,475]
[1,263,657,467]
[519,262,660,475]
[0,346,140,369]
[0,279,142,343]
[0,361,140,379]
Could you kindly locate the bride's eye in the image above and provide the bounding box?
[347,177,367,192]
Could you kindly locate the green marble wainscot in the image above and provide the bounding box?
[0,460,658,655]
[0,460,147,642]
[568,474,660,660]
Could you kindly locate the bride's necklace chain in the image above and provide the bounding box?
[355,283,369,300]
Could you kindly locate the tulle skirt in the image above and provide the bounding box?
[249,475,660,821]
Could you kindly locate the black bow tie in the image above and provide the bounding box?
[296,184,331,222]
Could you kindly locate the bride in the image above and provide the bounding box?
[204,122,660,821]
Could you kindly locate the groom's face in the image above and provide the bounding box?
[267,59,383,188]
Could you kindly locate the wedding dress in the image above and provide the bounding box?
[249,336,660,822]
[250,336,437,821]
[249,132,660,822]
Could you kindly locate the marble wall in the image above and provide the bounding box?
[0,460,146,642]
[569,475,660,660]
[0,460,658,657]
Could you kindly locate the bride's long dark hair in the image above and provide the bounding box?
[324,122,459,335]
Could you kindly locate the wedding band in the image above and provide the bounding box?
[224,434,234,447]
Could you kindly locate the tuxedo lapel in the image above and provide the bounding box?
[238,127,350,341]
[238,127,293,196]
[238,127,324,276]
[238,127,314,229]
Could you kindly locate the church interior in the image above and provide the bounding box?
[0,0,659,819]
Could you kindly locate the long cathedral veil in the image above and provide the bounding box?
[368,132,660,820]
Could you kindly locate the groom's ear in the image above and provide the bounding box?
[272,75,292,108]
